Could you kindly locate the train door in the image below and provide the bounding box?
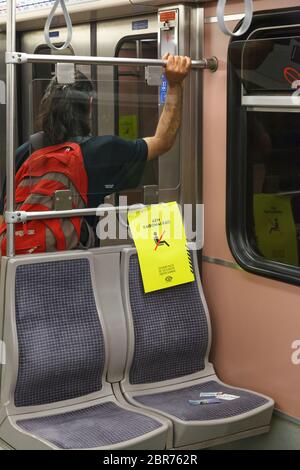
[97,4,203,245]
[94,16,159,247]
[97,14,159,209]
[14,5,205,250]
[19,24,91,143]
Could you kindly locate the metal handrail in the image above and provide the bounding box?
[7,52,218,72]
[5,206,142,224]
[6,0,16,257]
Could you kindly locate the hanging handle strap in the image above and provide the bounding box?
[44,0,73,51]
[217,0,253,37]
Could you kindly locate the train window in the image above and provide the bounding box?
[33,44,74,80]
[115,35,159,192]
[247,111,300,267]
[227,33,300,285]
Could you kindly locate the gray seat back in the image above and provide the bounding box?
[122,249,212,387]
[4,254,107,409]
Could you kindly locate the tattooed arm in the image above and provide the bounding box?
[144,54,191,160]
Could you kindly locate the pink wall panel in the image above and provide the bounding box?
[204,0,300,18]
[203,21,233,261]
[203,262,300,418]
[202,0,300,419]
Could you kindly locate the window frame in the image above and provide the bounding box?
[33,43,75,80]
[226,7,300,286]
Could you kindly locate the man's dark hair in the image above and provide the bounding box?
[37,70,95,144]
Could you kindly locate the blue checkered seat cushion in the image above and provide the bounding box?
[14,259,105,407]
[128,254,209,385]
[134,381,268,421]
[16,401,162,449]
[126,253,273,446]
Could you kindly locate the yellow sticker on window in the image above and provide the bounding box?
[119,115,138,141]
[253,193,298,266]
[128,202,195,293]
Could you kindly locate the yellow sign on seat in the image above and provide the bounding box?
[128,201,195,293]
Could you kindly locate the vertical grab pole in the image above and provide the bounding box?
[6,0,16,257]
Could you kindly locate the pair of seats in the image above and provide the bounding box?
[0,245,274,449]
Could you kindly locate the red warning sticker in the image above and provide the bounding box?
[283,66,300,85]
[160,11,176,22]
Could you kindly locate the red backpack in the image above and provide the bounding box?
[0,142,88,255]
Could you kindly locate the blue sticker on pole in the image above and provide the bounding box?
[132,20,149,31]
[160,74,168,104]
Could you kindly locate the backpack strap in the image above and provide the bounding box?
[29,132,47,152]
[70,135,92,145]
[29,133,92,152]
[78,218,95,250]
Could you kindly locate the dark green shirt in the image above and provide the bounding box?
[0,134,148,213]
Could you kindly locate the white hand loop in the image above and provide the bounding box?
[217,0,253,37]
[44,0,73,51]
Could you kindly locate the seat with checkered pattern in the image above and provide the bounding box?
[0,252,168,450]
[120,248,274,449]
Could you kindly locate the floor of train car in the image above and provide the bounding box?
[212,413,300,450]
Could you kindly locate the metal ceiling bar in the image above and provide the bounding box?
[8,52,218,72]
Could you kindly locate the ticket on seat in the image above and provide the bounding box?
[218,394,240,401]
[188,399,222,405]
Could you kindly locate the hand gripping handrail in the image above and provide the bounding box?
[217,0,253,37]
[44,0,73,51]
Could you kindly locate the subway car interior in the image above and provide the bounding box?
[0,0,299,452]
